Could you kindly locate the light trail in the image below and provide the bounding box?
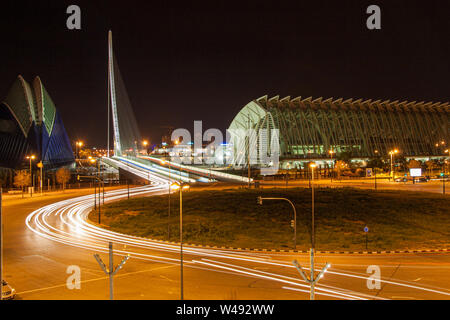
[23,162,450,300]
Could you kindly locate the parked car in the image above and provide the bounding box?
[2,280,16,300]
[394,177,408,182]
[415,176,429,183]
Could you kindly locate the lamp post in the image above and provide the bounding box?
[310,163,316,249]
[171,181,190,300]
[143,140,149,155]
[389,149,399,180]
[285,163,290,188]
[75,141,83,159]
[78,175,103,223]
[37,161,44,195]
[443,149,449,195]
[26,155,36,195]
[257,196,297,249]
[291,162,330,300]
[161,159,172,240]
[91,158,105,204]
[374,150,379,190]
[328,149,334,182]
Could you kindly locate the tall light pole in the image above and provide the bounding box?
[285,163,290,188]
[37,161,43,195]
[26,155,36,191]
[291,162,330,300]
[171,182,190,300]
[75,141,83,159]
[443,149,449,195]
[373,150,379,190]
[389,149,399,180]
[257,196,297,249]
[247,113,251,188]
[161,159,172,240]
[143,140,149,155]
[328,149,334,182]
[310,163,316,250]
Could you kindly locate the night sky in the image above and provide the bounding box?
[1,0,449,148]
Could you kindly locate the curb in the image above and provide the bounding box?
[126,235,450,255]
[88,220,450,256]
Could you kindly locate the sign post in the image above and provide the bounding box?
[364,226,369,250]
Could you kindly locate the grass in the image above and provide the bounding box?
[89,187,450,251]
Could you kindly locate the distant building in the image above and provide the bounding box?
[0,75,74,169]
[228,95,449,166]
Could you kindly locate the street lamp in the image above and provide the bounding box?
[26,155,36,192]
[170,181,190,300]
[143,140,149,155]
[257,196,297,249]
[443,149,449,194]
[328,149,335,182]
[309,163,316,249]
[291,162,330,300]
[37,161,44,195]
[285,163,290,188]
[160,159,172,240]
[389,149,399,179]
[75,141,84,159]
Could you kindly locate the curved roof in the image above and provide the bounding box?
[0,75,74,168]
[228,94,449,161]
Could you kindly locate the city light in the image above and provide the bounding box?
[3,2,450,305]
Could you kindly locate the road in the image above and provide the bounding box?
[2,179,450,300]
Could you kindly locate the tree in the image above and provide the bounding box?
[14,170,30,198]
[336,151,352,165]
[367,157,384,173]
[408,159,421,169]
[425,160,438,176]
[335,160,348,178]
[56,168,71,191]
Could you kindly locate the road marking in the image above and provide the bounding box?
[159,275,174,282]
[16,263,176,296]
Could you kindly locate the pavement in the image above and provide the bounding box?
[1,182,450,300]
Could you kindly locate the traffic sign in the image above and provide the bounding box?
[364,226,369,233]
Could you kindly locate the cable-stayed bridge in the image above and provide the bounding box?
[104,31,250,185]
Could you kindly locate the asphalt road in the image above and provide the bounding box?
[1,182,450,300]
